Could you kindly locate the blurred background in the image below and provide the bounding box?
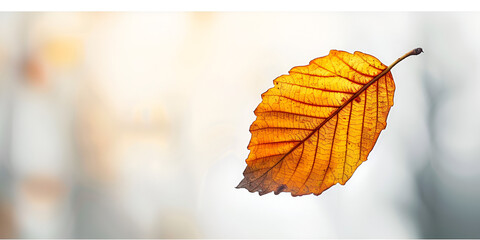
[0,12,479,238]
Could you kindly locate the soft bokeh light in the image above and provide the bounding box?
[0,12,479,238]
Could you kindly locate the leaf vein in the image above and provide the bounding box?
[263,94,341,108]
[342,102,353,183]
[312,60,365,86]
[249,140,302,148]
[286,72,361,92]
[250,126,315,132]
[320,114,339,188]
[356,53,386,71]
[334,54,377,78]
[285,142,306,188]
[256,110,327,120]
[298,129,320,194]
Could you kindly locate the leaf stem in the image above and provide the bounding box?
[384,47,423,73]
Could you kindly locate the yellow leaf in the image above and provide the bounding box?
[237,48,423,196]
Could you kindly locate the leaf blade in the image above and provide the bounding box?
[237,50,397,196]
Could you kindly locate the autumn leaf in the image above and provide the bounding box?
[237,48,423,196]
